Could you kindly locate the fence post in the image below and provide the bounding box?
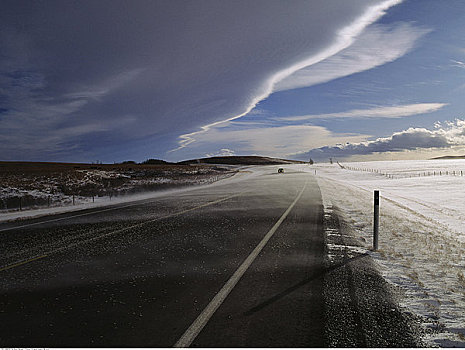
[19,196,22,211]
[48,195,51,207]
[73,195,75,205]
[373,190,379,251]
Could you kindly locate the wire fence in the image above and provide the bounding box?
[340,164,465,179]
[0,193,117,212]
[1,174,230,212]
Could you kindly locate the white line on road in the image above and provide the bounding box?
[0,202,151,233]
[0,173,249,233]
[0,193,244,272]
[0,188,242,233]
[174,180,308,348]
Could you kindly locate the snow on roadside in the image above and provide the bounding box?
[292,161,465,347]
[0,166,238,220]
[0,168,252,224]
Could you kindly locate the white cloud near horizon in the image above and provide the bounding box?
[173,101,446,160]
[205,148,236,158]
[275,23,430,92]
[187,124,370,159]
[279,103,447,121]
[294,119,465,160]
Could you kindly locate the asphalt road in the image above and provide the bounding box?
[0,165,422,347]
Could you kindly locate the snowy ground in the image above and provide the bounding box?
[2,161,464,345]
[0,166,257,224]
[293,160,465,347]
[0,164,236,217]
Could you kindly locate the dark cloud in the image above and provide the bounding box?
[0,0,387,161]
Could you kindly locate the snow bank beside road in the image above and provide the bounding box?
[0,169,245,224]
[324,159,465,241]
[0,163,240,221]
[290,161,465,347]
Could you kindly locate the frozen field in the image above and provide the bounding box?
[297,160,465,347]
[2,160,464,346]
[0,162,235,216]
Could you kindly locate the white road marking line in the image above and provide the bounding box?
[0,168,259,233]
[0,193,244,272]
[0,190,240,233]
[174,180,308,348]
[0,203,144,232]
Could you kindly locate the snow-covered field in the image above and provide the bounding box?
[2,160,464,345]
[0,165,235,216]
[297,160,465,347]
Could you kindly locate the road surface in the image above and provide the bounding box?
[0,165,422,347]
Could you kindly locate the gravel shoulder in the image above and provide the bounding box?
[323,203,426,347]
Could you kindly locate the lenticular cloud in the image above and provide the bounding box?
[275,22,429,92]
[0,0,397,160]
[173,0,404,151]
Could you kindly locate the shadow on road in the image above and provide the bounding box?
[243,253,369,316]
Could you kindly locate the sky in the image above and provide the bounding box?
[1,0,465,163]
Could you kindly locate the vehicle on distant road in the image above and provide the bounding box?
[278,168,284,173]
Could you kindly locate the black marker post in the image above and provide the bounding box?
[373,190,379,251]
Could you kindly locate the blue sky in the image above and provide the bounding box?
[1,0,465,162]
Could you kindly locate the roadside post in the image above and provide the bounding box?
[373,190,379,251]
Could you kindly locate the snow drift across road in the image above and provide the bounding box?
[292,160,465,347]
